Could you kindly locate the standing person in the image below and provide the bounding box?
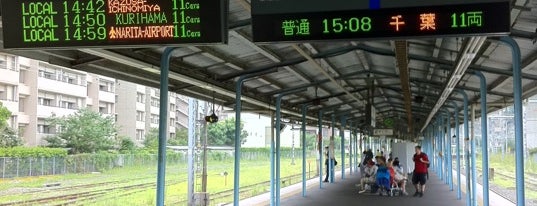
[412,145,429,197]
[324,146,336,182]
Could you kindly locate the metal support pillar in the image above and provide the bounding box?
[301,104,309,197]
[446,112,453,189]
[349,121,353,175]
[500,36,525,206]
[235,69,277,206]
[474,71,489,206]
[340,116,346,179]
[330,114,335,183]
[187,98,197,205]
[457,89,471,206]
[471,103,477,206]
[157,47,175,206]
[318,110,324,189]
[275,88,306,206]
[439,118,444,181]
[450,101,462,199]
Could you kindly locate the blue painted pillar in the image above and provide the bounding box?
[156,47,175,206]
[330,113,335,183]
[446,112,453,189]
[235,78,245,206]
[318,110,324,188]
[275,99,282,206]
[470,104,477,206]
[450,101,462,199]
[355,130,359,173]
[349,121,353,175]
[235,69,277,206]
[301,104,309,197]
[475,71,489,206]
[500,37,525,206]
[457,89,471,206]
[340,116,346,179]
[275,88,305,206]
[437,114,446,183]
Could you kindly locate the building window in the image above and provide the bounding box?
[60,101,77,109]
[136,92,145,103]
[19,69,26,84]
[99,79,115,92]
[38,97,53,106]
[151,114,159,124]
[170,118,175,126]
[37,124,53,134]
[151,97,159,107]
[136,129,145,140]
[136,111,145,122]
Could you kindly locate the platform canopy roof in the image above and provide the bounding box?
[1,0,536,138]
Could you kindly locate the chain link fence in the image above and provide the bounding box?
[0,150,320,179]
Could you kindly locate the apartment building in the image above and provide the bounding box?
[0,53,188,146]
[115,80,189,145]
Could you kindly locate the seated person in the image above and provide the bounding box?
[392,157,408,195]
[376,156,391,196]
[358,160,378,193]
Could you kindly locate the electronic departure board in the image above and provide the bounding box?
[251,1,510,42]
[1,0,227,49]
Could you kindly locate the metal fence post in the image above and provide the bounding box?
[16,157,19,177]
[29,158,32,176]
[41,157,44,175]
[53,157,56,175]
[2,157,5,178]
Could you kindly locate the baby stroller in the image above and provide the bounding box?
[376,166,391,196]
[388,167,404,196]
[389,177,404,196]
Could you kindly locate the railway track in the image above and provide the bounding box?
[0,179,186,206]
[7,176,152,196]
[172,172,315,205]
[456,167,536,205]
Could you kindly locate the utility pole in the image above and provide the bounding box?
[202,101,208,193]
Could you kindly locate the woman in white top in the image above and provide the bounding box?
[393,157,408,195]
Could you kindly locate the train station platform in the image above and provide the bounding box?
[237,169,467,206]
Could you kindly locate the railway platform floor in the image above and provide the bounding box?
[237,168,467,206]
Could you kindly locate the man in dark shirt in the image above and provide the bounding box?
[412,145,429,197]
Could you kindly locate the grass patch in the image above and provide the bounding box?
[0,158,319,205]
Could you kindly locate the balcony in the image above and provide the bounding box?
[38,76,87,97]
[0,69,19,84]
[0,99,18,113]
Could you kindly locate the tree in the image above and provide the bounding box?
[207,118,248,146]
[168,128,188,146]
[119,137,136,152]
[44,108,118,154]
[0,102,23,147]
[304,133,318,151]
[143,128,159,149]
[0,102,11,129]
[0,127,22,147]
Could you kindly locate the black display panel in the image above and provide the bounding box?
[1,0,227,49]
[252,2,510,42]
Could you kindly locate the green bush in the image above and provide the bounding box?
[0,147,67,158]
